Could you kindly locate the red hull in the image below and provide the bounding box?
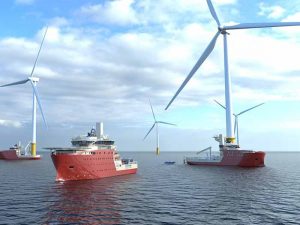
[0,150,41,160]
[51,149,137,181]
[186,149,265,167]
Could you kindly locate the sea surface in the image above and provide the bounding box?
[0,151,300,225]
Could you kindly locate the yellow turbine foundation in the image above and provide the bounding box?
[31,143,36,156]
[156,147,160,155]
[226,137,236,144]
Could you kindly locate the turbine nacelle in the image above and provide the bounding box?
[28,77,40,83]
[219,28,229,35]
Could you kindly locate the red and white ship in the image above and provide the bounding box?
[0,142,41,160]
[46,122,138,181]
[185,134,265,167]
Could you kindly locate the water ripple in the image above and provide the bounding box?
[1,152,300,224]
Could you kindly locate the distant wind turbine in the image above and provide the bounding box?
[214,100,265,146]
[144,99,176,155]
[165,0,300,145]
[0,27,48,157]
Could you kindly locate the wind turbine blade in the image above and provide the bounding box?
[234,116,237,134]
[157,121,176,126]
[0,79,29,87]
[149,98,156,121]
[30,26,48,77]
[223,22,300,30]
[29,80,48,128]
[214,99,226,110]
[206,0,220,27]
[165,31,221,110]
[214,99,237,116]
[143,123,155,140]
[237,103,265,116]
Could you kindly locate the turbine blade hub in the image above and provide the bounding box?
[28,77,40,82]
[220,29,229,35]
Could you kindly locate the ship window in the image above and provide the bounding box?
[95,140,115,145]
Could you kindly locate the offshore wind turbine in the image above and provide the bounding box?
[214,100,265,146]
[165,0,300,145]
[144,99,176,155]
[0,27,48,158]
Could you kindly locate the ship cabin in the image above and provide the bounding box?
[71,128,98,147]
[94,140,115,145]
[94,140,115,150]
[70,128,115,149]
[71,139,96,147]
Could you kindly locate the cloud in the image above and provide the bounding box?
[223,28,300,102]
[0,119,22,128]
[78,0,138,26]
[48,17,70,27]
[283,12,300,21]
[76,0,237,28]
[258,3,285,19]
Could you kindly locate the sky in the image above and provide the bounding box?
[0,0,300,153]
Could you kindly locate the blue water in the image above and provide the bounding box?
[0,152,300,224]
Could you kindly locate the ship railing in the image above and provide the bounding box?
[54,150,78,155]
[186,156,221,162]
[196,146,213,159]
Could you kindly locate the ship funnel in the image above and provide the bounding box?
[96,122,104,139]
[219,134,224,146]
